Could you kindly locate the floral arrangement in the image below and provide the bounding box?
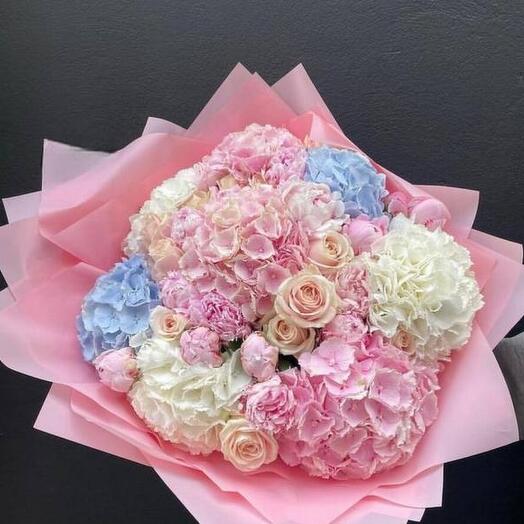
[1,65,522,524]
[77,123,483,480]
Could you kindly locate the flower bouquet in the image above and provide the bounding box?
[1,64,523,524]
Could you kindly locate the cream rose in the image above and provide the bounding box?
[220,418,278,472]
[274,267,339,328]
[308,230,353,274]
[149,306,187,341]
[146,166,200,215]
[263,314,316,356]
[123,166,201,257]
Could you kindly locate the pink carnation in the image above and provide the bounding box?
[322,312,368,345]
[180,327,223,367]
[160,271,201,313]
[335,263,370,317]
[196,290,252,342]
[243,375,296,433]
[201,123,307,187]
[276,335,440,480]
[93,348,138,393]
[240,333,278,381]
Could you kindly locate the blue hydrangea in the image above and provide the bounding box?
[304,146,387,218]
[77,255,159,362]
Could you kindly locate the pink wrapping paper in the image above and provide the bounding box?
[1,64,523,524]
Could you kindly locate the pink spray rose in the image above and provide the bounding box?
[342,215,389,255]
[240,333,278,381]
[180,326,223,367]
[93,348,138,393]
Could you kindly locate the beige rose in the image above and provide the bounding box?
[392,329,415,355]
[308,230,353,274]
[220,418,278,472]
[149,306,187,341]
[274,267,339,328]
[263,314,316,356]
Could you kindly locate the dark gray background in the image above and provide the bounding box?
[1,1,523,523]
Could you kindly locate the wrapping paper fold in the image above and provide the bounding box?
[1,64,523,524]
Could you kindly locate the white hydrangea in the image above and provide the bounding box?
[366,216,483,361]
[128,337,251,455]
[123,166,200,256]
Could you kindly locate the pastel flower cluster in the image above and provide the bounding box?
[77,123,483,480]
[244,335,440,479]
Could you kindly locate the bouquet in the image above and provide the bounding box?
[1,64,523,524]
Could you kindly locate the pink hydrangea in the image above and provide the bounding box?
[240,333,278,381]
[180,326,223,367]
[165,181,319,322]
[93,348,138,393]
[201,123,307,187]
[342,214,389,255]
[276,335,440,480]
[170,207,204,243]
[334,262,370,317]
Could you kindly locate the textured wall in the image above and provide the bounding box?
[0,1,523,523]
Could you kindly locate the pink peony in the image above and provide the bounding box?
[93,348,138,393]
[385,192,451,231]
[334,262,370,317]
[201,123,307,187]
[342,215,389,255]
[240,333,278,381]
[385,191,410,215]
[180,326,223,367]
[408,197,451,231]
[322,312,368,345]
[243,375,296,433]
[281,179,345,234]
